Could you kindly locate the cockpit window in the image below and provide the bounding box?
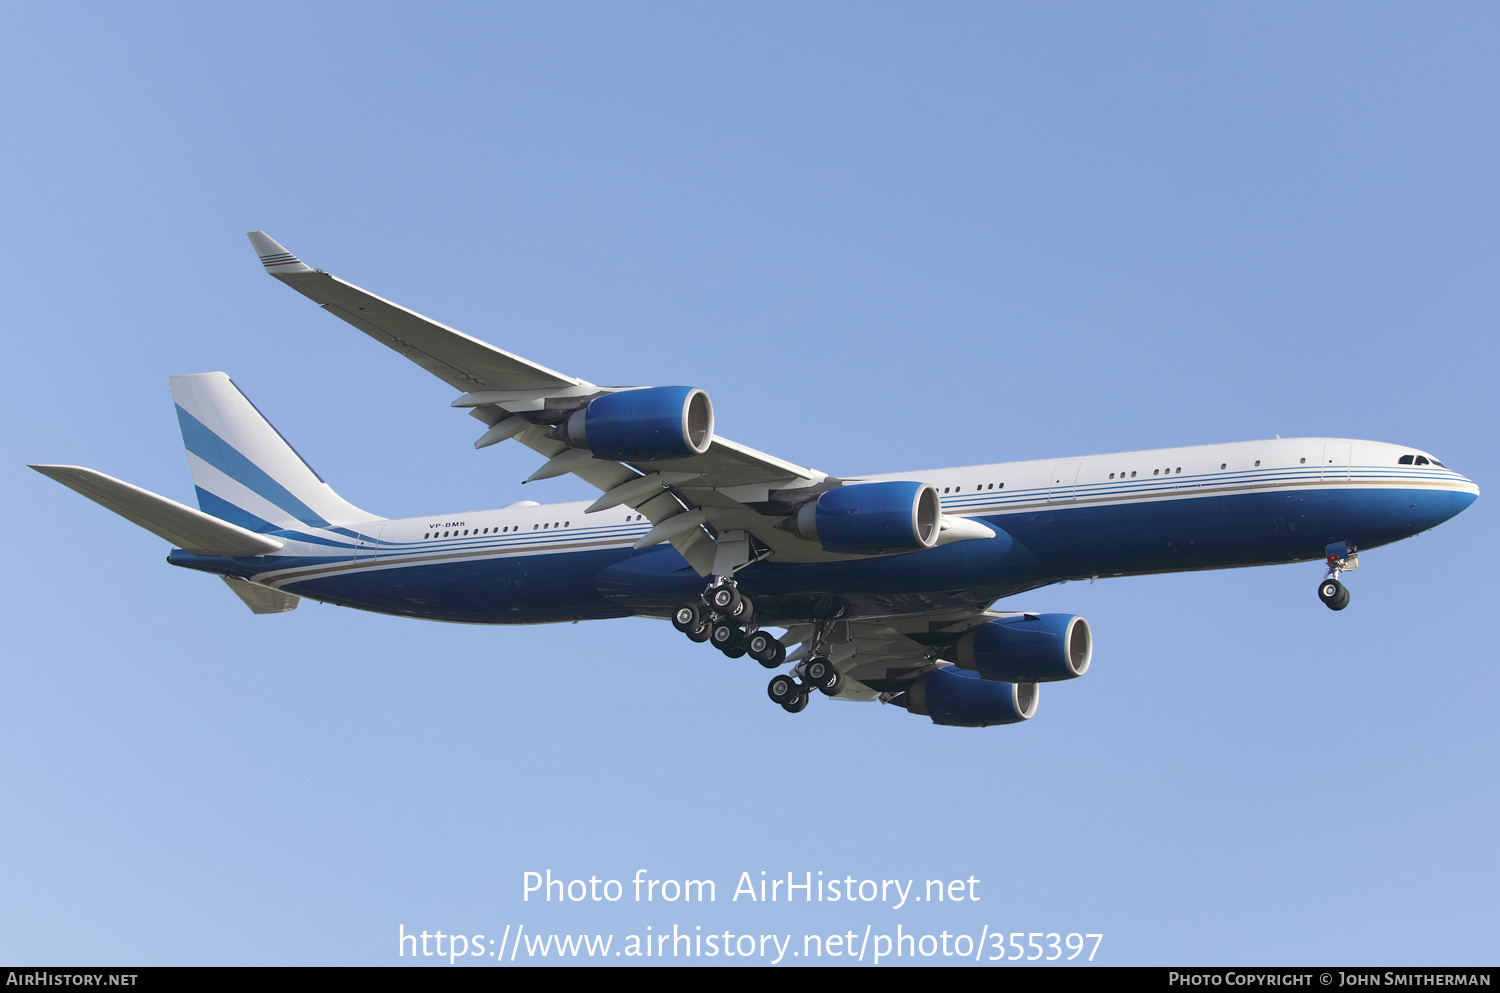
[1431,459,1447,468]
[1415,456,1430,466]
[1399,455,1414,465]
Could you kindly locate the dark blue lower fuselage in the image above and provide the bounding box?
[169,484,1476,625]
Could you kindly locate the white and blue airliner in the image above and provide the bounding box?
[30,233,1480,727]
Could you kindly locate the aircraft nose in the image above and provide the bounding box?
[1421,481,1479,529]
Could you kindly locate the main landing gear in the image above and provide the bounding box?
[765,657,844,713]
[1318,542,1359,611]
[672,578,841,715]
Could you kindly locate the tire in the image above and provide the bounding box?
[818,669,844,697]
[747,631,780,664]
[685,621,711,643]
[1319,579,1348,610]
[805,656,834,689]
[728,596,754,623]
[781,693,808,714]
[708,585,741,614]
[767,674,799,705]
[671,603,703,633]
[711,622,744,652]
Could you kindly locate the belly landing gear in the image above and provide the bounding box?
[674,576,835,714]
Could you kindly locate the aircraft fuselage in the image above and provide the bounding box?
[167,436,1478,625]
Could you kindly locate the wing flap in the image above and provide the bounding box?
[30,465,286,557]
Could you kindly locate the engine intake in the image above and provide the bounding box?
[955,614,1091,683]
[786,480,942,554]
[559,387,714,462]
[896,666,1038,727]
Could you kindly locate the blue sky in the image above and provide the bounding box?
[3,2,1495,966]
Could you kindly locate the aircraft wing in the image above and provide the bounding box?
[250,232,841,573]
[249,233,994,574]
[248,232,582,394]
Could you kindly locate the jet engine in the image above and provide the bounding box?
[954,614,1092,683]
[556,386,714,462]
[784,480,942,554]
[893,666,1038,727]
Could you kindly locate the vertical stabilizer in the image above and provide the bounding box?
[170,372,379,532]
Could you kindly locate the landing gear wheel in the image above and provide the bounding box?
[671,603,704,633]
[767,674,800,706]
[804,656,836,690]
[711,622,745,653]
[818,669,844,697]
[685,621,711,643]
[747,631,786,668]
[1318,578,1351,611]
[707,584,742,615]
[781,693,808,714]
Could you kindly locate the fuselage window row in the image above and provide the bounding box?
[421,514,645,540]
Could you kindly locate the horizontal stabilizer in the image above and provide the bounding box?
[222,576,300,614]
[30,465,286,557]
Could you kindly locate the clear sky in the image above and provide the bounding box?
[3,2,1495,966]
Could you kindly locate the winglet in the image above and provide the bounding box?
[247,231,314,273]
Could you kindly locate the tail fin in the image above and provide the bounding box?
[170,372,378,533]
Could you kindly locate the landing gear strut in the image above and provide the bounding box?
[1319,542,1358,611]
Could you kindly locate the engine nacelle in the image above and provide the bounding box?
[559,387,714,462]
[787,480,941,554]
[898,666,1038,727]
[955,614,1091,683]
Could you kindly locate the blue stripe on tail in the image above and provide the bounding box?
[175,405,333,528]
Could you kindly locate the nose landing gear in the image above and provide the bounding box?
[1318,542,1358,611]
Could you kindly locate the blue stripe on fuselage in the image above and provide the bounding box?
[177,483,1476,625]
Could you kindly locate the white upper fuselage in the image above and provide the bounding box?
[254,437,1476,590]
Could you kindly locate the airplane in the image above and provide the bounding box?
[29,233,1480,727]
